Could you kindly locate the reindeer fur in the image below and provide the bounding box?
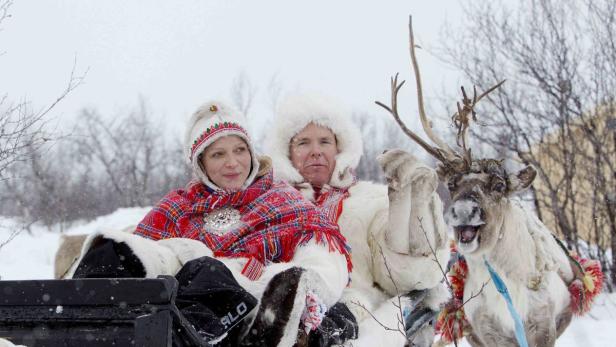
[374,16,580,347]
[448,181,575,347]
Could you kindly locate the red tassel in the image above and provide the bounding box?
[450,259,468,300]
[435,298,468,344]
[568,255,603,315]
[435,241,470,343]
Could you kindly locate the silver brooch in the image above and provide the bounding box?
[203,207,241,235]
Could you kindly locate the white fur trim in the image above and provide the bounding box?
[266,93,363,189]
[234,242,349,304]
[276,241,348,347]
[293,240,349,306]
[184,100,260,191]
[240,240,348,347]
[276,270,311,347]
[156,237,214,266]
[0,338,26,347]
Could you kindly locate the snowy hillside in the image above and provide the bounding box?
[0,208,614,346]
[0,207,150,280]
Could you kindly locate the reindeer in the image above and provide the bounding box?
[376,17,589,347]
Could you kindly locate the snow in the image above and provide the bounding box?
[1,207,615,346]
[0,207,149,280]
[451,291,616,346]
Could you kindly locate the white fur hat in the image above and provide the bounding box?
[185,101,260,191]
[266,93,363,188]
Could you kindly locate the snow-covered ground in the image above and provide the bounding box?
[0,207,150,280]
[0,207,614,346]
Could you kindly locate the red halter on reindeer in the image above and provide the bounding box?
[376,16,603,347]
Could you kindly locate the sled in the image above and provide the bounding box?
[0,275,208,347]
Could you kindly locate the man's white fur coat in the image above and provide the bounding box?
[267,93,450,346]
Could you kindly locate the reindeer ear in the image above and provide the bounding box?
[509,165,537,192]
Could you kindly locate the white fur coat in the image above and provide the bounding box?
[304,181,449,347]
[266,93,450,346]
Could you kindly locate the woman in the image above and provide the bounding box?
[71,101,351,347]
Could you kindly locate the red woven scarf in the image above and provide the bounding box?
[314,186,351,223]
[136,171,351,280]
[310,175,356,223]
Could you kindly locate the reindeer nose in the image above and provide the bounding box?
[448,199,484,226]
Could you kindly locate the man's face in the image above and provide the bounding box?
[289,123,338,188]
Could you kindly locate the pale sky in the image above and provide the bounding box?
[0,0,464,138]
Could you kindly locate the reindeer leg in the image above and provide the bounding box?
[527,301,558,347]
[555,307,572,338]
[527,318,556,347]
[465,332,487,347]
[468,312,519,347]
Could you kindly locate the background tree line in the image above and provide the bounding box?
[0,102,190,229]
[0,99,408,229]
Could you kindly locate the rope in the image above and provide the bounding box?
[552,235,585,278]
[483,257,529,347]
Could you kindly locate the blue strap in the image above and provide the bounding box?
[483,257,529,347]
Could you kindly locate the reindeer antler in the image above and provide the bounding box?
[376,16,505,172]
[376,16,459,165]
[452,81,505,167]
[375,74,451,163]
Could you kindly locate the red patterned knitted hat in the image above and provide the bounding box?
[184,101,259,191]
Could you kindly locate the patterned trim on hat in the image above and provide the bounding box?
[190,122,249,161]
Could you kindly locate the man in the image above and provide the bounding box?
[267,93,450,346]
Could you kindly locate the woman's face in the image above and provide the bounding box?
[289,123,338,188]
[201,135,252,191]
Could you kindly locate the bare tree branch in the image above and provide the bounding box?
[436,0,616,286]
[230,71,257,117]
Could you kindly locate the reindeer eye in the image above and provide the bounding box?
[494,182,506,193]
[447,180,456,191]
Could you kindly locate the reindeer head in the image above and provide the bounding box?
[376,17,535,255]
[441,159,536,254]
